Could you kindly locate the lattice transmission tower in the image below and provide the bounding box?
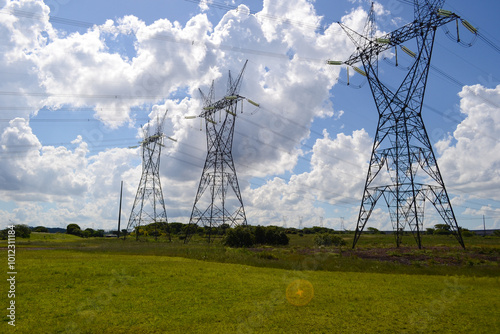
[184,60,260,242]
[127,110,176,241]
[329,1,475,249]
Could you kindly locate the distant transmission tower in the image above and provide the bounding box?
[330,1,472,248]
[185,60,260,242]
[127,110,176,241]
[282,216,288,229]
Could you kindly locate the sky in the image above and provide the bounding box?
[1,0,500,233]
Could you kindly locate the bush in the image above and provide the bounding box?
[494,230,500,237]
[1,224,31,239]
[434,224,451,235]
[223,227,255,248]
[66,224,82,237]
[253,226,289,246]
[223,226,290,248]
[254,226,266,244]
[264,228,289,246]
[33,226,49,233]
[459,228,475,238]
[314,234,346,247]
[14,224,31,238]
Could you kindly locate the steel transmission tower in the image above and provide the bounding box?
[330,1,470,249]
[185,60,260,242]
[127,110,175,241]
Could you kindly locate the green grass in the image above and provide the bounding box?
[24,232,83,243]
[2,232,499,333]
[13,233,500,277]
[6,248,500,333]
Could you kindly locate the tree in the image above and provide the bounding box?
[278,231,290,245]
[169,222,184,235]
[223,227,255,247]
[1,225,31,239]
[459,227,475,238]
[254,226,266,244]
[66,224,82,236]
[82,228,93,238]
[14,224,31,238]
[219,223,230,235]
[434,224,451,235]
[264,227,289,246]
[367,227,380,234]
[121,229,129,239]
[33,226,49,233]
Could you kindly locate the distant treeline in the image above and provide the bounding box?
[2,223,498,240]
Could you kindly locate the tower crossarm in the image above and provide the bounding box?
[342,12,458,66]
[199,95,245,119]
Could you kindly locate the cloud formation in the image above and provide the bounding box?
[1,0,497,231]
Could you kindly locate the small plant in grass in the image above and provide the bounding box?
[257,252,279,260]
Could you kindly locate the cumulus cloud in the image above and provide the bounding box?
[244,129,372,228]
[1,0,409,229]
[0,117,140,227]
[0,0,54,134]
[436,84,500,201]
[0,118,90,201]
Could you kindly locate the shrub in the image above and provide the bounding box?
[459,228,475,238]
[254,226,266,244]
[33,226,49,233]
[223,227,255,248]
[1,224,31,239]
[254,226,289,246]
[314,234,346,247]
[66,224,82,237]
[14,224,31,238]
[223,226,290,247]
[434,224,451,235]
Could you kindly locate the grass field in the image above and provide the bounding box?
[2,232,499,333]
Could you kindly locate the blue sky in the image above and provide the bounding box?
[1,0,500,233]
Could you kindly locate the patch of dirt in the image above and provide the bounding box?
[246,245,499,266]
[342,246,499,266]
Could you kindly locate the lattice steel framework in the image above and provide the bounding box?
[185,61,249,242]
[127,110,170,241]
[338,1,465,248]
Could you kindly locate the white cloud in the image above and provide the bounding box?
[198,0,212,13]
[0,0,392,230]
[0,118,90,201]
[0,0,55,134]
[244,129,372,227]
[436,84,500,201]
